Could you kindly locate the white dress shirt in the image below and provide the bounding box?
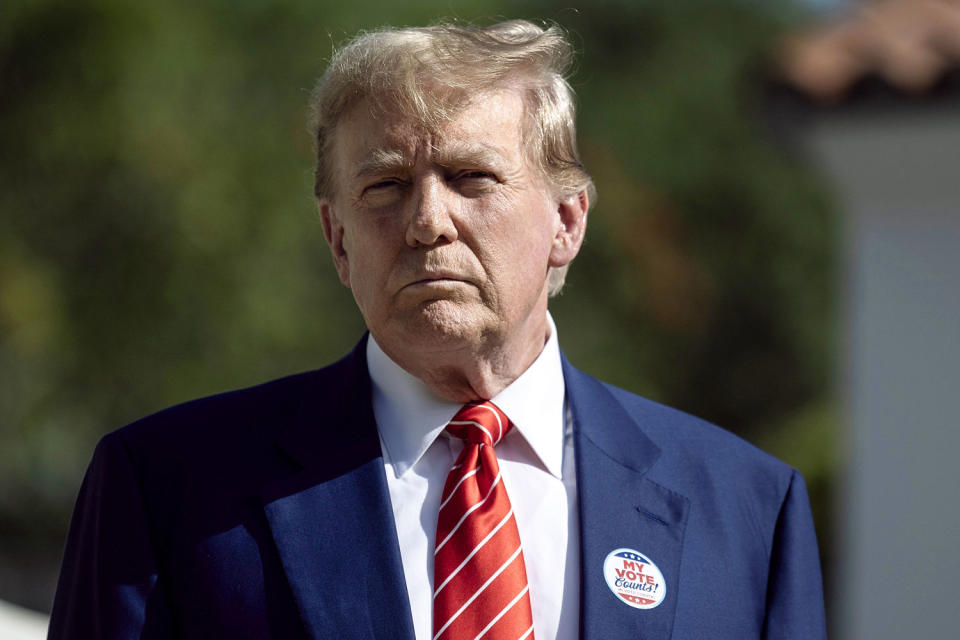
[367,313,580,640]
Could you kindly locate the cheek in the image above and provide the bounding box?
[341,222,393,289]
[476,190,554,241]
[344,210,401,257]
[505,197,558,259]
[479,218,556,288]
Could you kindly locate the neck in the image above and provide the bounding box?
[374,313,551,403]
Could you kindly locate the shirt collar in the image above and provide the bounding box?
[367,312,566,480]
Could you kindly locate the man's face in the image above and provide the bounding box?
[320,88,586,361]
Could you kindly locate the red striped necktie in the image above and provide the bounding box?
[432,402,535,640]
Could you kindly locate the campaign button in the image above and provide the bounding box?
[602,548,666,610]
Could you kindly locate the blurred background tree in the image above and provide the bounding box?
[0,0,836,614]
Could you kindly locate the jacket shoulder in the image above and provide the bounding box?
[601,380,793,479]
[88,350,364,511]
[111,346,361,453]
[115,368,323,447]
[597,381,801,546]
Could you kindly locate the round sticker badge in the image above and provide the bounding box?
[603,548,666,610]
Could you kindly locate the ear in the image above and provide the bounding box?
[318,199,351,288]
[548,188,589,268]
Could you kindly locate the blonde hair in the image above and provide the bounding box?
[310,20,594,295]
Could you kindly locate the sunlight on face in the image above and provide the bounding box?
[322,88,571,365]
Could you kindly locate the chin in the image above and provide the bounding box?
[393,299,490,348]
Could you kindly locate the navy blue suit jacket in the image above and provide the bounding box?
[49,338,827,638]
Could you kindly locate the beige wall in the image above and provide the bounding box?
[806,106,960,639]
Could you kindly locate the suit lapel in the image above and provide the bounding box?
[261,338,415,640]
[563,358,689,640]
[257,341,688,639]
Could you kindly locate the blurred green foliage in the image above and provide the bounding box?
[0,0,836,611]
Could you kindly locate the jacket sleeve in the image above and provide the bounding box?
[48,432,174,639]
[761,469,827,639]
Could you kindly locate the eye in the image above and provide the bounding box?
[449,170,499,197]
[456,170,496,182]
[365,178,404,191]
[361,178,408,200]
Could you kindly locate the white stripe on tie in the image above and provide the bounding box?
[434,508,515,596]
[470,404,504,443]
[448,419,494,444]
[434,471,502,553]
[432,545,523,640]
[439,468,479,511]
[472,584,530,640]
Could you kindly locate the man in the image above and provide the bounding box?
[49,20,827,639]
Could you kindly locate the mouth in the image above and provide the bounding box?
[406,277,464,287]
[401,271,471,290]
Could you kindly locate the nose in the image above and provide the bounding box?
[405,175,458,247]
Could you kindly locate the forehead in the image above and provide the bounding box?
[330,89,530,185]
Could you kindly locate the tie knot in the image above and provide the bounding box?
[446,401,511,446]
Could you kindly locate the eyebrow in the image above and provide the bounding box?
[433,141,509,170]
[352,141,511,181]
[353,148,412,180]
